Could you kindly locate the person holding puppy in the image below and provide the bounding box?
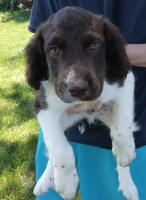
[28,0,146,199]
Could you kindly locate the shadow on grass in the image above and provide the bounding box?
[0,141,19,174]
[0,82,35,129]
[0,9,31,23]
[0,134,38,199]
[0,81,38,199]
[0,134,38,175]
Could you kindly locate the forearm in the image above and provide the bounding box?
[126,44,146,67]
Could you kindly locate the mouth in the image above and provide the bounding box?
[61,90,79,103]
[58,86,100,103]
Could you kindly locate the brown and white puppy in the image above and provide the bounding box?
[25,7,139,200]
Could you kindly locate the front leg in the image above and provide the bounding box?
[111,121,136,167]
[110,73,137,167]
[110,101,136,167]
[36,109,79,199]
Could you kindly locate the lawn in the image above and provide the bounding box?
[0,9,80,200]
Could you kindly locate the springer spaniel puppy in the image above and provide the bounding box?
[25,7,139,200]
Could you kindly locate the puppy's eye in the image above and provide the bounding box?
[49,46,59,56]
[90,41,99,51]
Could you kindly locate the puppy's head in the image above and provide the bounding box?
[25,7,130,103]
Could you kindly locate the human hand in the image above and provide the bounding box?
[126,44,146,67]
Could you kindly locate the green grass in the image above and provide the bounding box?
[0,9,81,200]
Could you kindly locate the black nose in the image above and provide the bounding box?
[67,79,89,98]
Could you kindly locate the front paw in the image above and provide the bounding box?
[33,173,54,196]
[119,180,139,200]
[54,167,79,200]
[33,160,54,196]
[112,142,136,167]
[118,169,139,200]
[33,176,54,196]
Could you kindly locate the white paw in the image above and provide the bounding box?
[119,177,139,200]
[54,167,79,199]
[117,165,139,200]
[112,142,136,167]
[33,160,54,196]
[33,175,53,196]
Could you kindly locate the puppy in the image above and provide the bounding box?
[25,7,139,200]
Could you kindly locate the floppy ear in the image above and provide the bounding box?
[25,28,48,90]
[103,19,131,84]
